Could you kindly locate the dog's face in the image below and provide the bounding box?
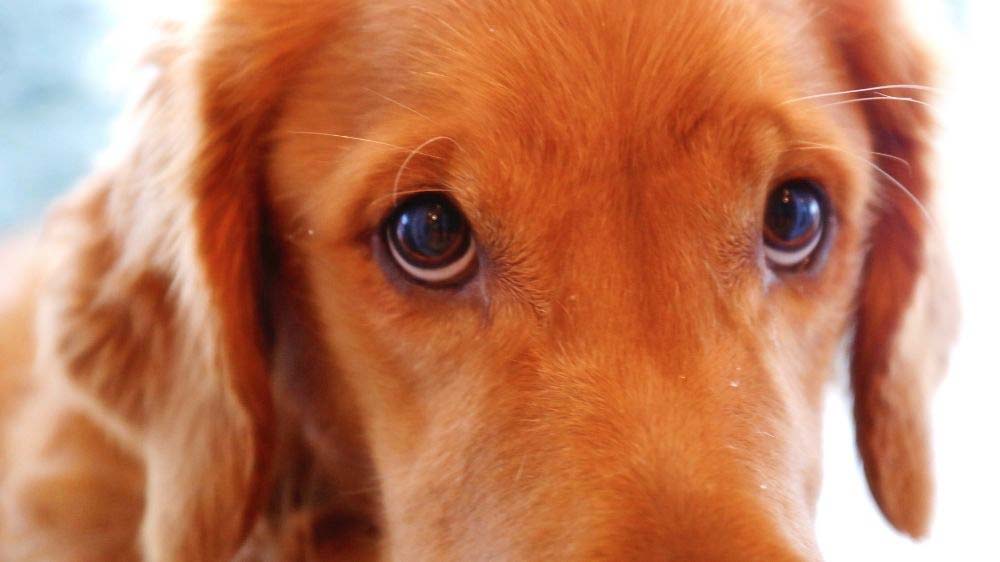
[22,0,955,560]
[257,1,946,558]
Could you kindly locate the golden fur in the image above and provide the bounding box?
[0,0,957,560]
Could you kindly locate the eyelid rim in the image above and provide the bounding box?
[387,233,478,284]
[764,229,823,268]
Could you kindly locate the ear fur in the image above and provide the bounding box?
[821,0,959,538]
[21,3,349,559]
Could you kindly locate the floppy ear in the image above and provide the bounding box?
[32,3,347,559]
[823,0,959,538]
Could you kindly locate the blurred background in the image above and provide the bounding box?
[0,1,996,560]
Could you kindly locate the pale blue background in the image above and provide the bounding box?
[0,0,118,230]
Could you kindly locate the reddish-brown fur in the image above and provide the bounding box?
[0,1,956,560]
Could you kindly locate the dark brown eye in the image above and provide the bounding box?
[385,194,476,286]
[763,179,828,269]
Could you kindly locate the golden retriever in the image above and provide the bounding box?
[0,0,957,560]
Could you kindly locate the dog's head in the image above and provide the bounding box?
[41,0,956,559]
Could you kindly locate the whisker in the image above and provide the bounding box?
[371,187,453,208]
[362,87,432,122]
[278,134,459,237]
[869,151,912,173]
[392,136,461,203]
[285,131,443,159]
[796,140,912,172]
[779,84,939,106]
[862,158,936,227]
[789,143,936,228]
[818,95,934,110]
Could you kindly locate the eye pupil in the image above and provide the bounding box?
[766,188,821,244]
[396,203,467,262]
[763,179,828,269]
[387,194,476,285]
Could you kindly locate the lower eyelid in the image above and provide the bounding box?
[764,233,822,268]
[388,237,478,284]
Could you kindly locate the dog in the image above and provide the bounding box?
[0,0,958,559]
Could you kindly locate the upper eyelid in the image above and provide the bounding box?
[368,168,484,224]
[369,186,456,216]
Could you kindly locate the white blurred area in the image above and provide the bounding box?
[817,1,1000,560]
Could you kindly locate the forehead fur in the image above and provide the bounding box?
[354,0,826,166]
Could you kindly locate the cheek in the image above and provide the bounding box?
[760,212,868,375]
[753,284,856,442]
[302,241,492,431]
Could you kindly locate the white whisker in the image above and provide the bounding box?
[362,87,432,122]
[392,136,461,203]
[779,84,939,106]
[286,131,443,159]
[864,159,936,227]
[797,140,912,172]
[819,95,934,110]
[790,142,936,228]
[868,151,912,173]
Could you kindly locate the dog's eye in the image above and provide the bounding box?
[385,194,477,286]
[763,179,827,270]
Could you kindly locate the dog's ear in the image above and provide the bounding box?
[822,0,959,538]
[33,4,346,559]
